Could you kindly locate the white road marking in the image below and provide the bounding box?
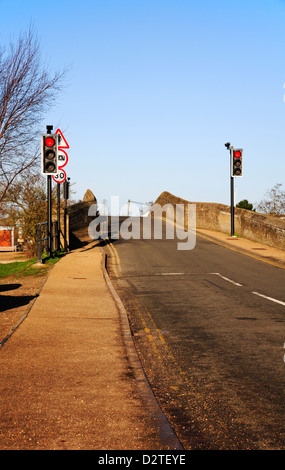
[252,291,285,307]
[210,272,243,287]
[155,271,284,308]
[156,273,185,276]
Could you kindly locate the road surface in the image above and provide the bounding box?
[102,217,285,450]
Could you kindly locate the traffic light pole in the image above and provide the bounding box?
[225,143,235,237]
[47,175,52,256]
[57,183,61,250]
[46,125,53,257]
[230,146,235,236]
[231,174,235,237]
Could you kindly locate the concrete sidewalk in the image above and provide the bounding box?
[0,241,182,450]
[195,228,285,268]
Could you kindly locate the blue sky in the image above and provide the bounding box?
[1,0,285,213]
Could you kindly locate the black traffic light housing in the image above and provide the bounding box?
[231,148,243,177]
[41,134,58,175]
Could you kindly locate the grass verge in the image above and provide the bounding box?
[0,250,66,279]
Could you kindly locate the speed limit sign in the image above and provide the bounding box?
[53,169,66,183]
[52,129,69,184]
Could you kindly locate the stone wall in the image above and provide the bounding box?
[68,200,96,231]
[155,191,285,251]
[67,190,98,249]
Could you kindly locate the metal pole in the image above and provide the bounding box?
[231,176,235,236]
[47,175,52,256]
[46,125,53,256]
[57,183,61,250]
[230,146,235,236]
[36,224,42,263]
[63,179,69,251]
[63,181,67,251]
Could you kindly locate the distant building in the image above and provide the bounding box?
[0,226,15,251]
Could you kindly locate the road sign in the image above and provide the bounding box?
[55,128,69,149]
[52,129,69,183]
[57,149,68,168]
[53,169,66,184]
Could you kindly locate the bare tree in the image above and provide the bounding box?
[256,183,285,216]
[0,27,67,202]
[2,171,62,255]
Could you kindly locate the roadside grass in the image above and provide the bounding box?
[0,250,66,279]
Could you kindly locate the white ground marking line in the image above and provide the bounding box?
[155,273,185,276]
[210,272,243,287]
[252,291,285,307]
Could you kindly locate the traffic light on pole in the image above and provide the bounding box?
[41,134,58,175]
[231,148,243,177]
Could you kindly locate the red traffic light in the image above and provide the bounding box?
[231,148,243,177]
[45,137,55,147]
[41,133,58,175]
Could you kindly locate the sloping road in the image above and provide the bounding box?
[103,218,285,450]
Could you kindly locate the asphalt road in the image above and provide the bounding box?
[102,217,285,450]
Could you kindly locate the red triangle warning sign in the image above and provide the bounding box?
[55,128,69,149]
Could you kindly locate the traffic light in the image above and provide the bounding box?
[41,134,58,175]
[231,148,243,177]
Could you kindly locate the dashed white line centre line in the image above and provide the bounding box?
[252,291,285,307]
[154,271,285,308]
[210,272,243,287]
